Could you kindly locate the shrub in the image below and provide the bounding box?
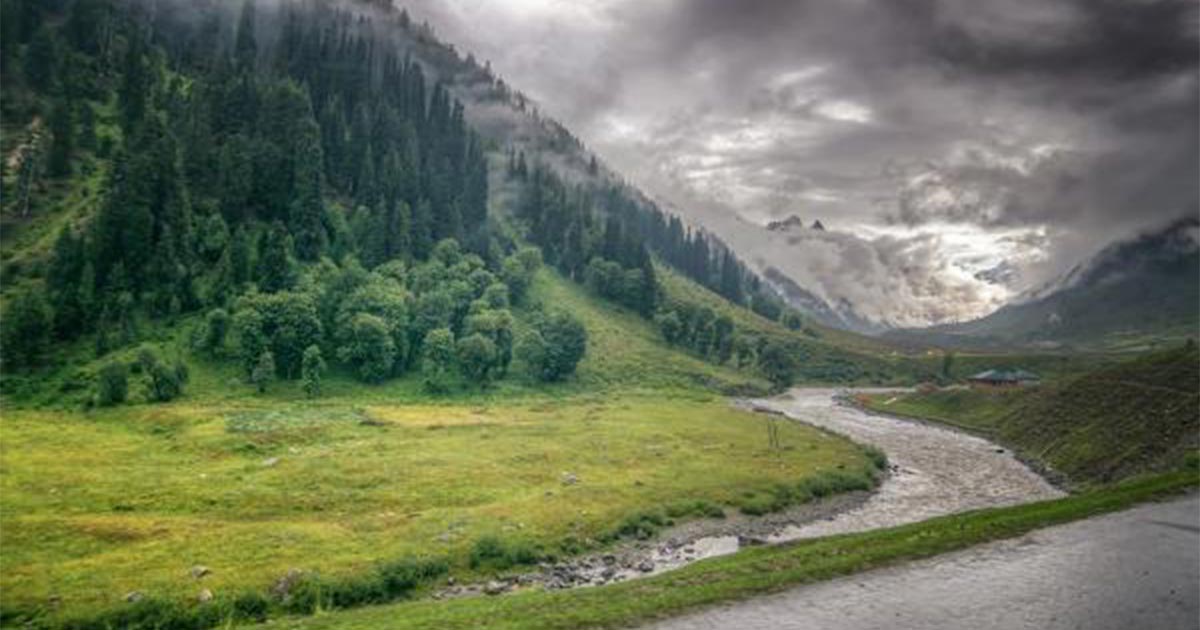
[519,310,587,382]
[274,557,447,616]
[230,591,269,623]
[863,446,889,471]
[200,308,230,356]
[610,511,668,541]
[738,469,879,516]
[251,349,275,393]
[421,327,456,393]
[301,344,324,398]
[377,557,449,597]
[738,495,775,516]
[665,499,725,520]
[468,535,542,571]
[138,347,188,402]
[455,332,497,385]
[96,361,129,406]
[759,340,798,391]
[337,312,395,383]
[1,289,51,370]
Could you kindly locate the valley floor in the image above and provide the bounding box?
[0,393,868,622]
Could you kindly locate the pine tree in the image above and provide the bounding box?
[411,198,434,260]
[47,227,84,338]
[290,114,327,261]
[1,289,51,370]
[23,25,57,92]
[235,0,257,70]
[119,26,149,131]
[66,0,106,55]
[257,222,295,292]
[47,97,73,177]
[77,101,97,151]
[636,250,658,315]
[229,225,251,288]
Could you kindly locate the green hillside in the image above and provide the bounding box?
[0,262,895,626]
[862,345,1200,485]
[0,1,906,628]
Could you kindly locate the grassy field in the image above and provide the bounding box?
[249,471,1198,630]
[1,394,872,623]
[861,345,1200,485]
[0,271,882,626]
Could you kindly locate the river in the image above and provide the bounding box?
[754,388,1064,541]
[444,387,1068,596]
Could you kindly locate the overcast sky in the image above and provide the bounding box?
[408,0,1198,326]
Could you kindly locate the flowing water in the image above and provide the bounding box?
[442,388,1065,597]
[755,388,1064,542]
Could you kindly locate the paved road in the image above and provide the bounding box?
[649,494,1200,630]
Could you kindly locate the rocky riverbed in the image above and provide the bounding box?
[436,387,1064,598]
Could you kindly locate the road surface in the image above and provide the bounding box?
[649,494,1200,630]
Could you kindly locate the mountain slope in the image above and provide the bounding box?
[863,344,1200,484]
[886,217,1200,350]
[0,3,902,626]
[762,266,888,334]
[0,0,920,404]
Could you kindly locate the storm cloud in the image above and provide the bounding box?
[406,0,1198,326]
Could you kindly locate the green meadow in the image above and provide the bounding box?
[0,272,875,624]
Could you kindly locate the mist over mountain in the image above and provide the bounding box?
[883,216,1200,349]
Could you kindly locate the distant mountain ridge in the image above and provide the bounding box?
[766,215,824,232]
[886,216,1200,349]
[762,267,888,334]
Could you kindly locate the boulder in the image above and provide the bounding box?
[271,569,307,599]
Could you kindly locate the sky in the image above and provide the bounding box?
[406,0,1199,327]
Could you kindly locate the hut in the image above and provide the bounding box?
[967,368,1041,388]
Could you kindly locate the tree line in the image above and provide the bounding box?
[504,154,815,390]
[0,0,586,399]
[1,0,814,397]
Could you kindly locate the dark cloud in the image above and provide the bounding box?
[407,0,1198,325]
[924,0,1197,82]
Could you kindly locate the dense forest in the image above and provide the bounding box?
[0,0,812,401]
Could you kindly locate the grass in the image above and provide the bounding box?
[859,388,1020,436]
[238,471,1197,630]
[861,345,1200,485]
[655,267,925,384]
[0,268,885,626]
[0,395,871,626]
